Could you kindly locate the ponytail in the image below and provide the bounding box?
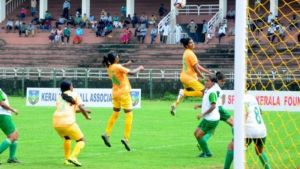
[102,51,118,67]
[60,80,75,105]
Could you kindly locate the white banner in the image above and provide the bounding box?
[223,90,300,112]
[26,88,141,108]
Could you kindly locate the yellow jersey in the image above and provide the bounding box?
[53,90,83,128]
[180,49,198,83]
[107,63,131,98]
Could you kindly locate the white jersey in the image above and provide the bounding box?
[0,89,11,116]
[202,87,220,121]
[212,83,223,106]
[244,94,267,138]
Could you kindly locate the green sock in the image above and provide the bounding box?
[0,139,11,154]
[231,128,234,135]
[224,150,233,169]
[197,138,211,154]
[203,133,212,141]
[9,141,18,159]
[259,152,270,169]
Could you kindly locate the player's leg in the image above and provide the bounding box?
[102,97,121,147]
[195,119,219,157]
[224,141,234,169]
[0,115,21,163]
[63,136,71,165]
[254,137,270,169]
[68,124,85,167]
[121,93,133,151]
[219,106,234,134]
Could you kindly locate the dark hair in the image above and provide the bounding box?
[60,80,75,105]
[206,75,218,83]
[180,37,192,48]
[102,51,118,67]
[216,71,226,81]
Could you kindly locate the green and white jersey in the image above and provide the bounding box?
[213,83,223,106]
[202,87,220,121]
[0,89,11,116]
[245,94,267,138]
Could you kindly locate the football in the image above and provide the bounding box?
[174,0,186,9]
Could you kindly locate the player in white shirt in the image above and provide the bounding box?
[223,93,270,169]
[0,88,21,163]
[194,75,220,158]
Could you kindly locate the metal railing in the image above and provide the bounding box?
[6,0,26,15]
[177,4,219,15]
[158,10,174,34]
[208,9,222,29]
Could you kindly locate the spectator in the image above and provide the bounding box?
[62,26,71,44]
[228,28,235,36]
[26,23,35,37]
[107,13,112,24]
[267,24,276,43]
[150,26,158,44]
[137,25,147,43]
[113,14,120,28]
[73,27,83,44]
[75,11,80,18]
[91,20,98,33]
[121,6,126,19]
[124,14,132,28]
[202,20,208,43]
[249,19,255,32]
[75,14,82,27]
[55,15,67,28]
[187,19,198,43]
[148,13,157,26]
[222,20,228,31]
[88,14,95,28]
[161,22,171,44]
[67,15,75,28]
[104,22,113,36]
[218,24,226,43]
[63,0,70,19]
[50,28,57,35]
[140,12,148,28]
[45,11,52,21]
[206,26,215,44]
[114,21,123,28]
[226,8,235,20]
[76,7,82,15]
[101,9,107,17]
[277,23,286,41]
[38,18,45,29]
[134,23,141,37]
[100,14,108,26]
[55,27,63,43]
[289,14,298,31]
[19,22,27,37]
[122,27,132,44]
[14,19,21,33]
[132,13,139,28]
[255,13,265,27]
[49,32,55,44]
[174,23,182,44]
[255,0,261,13]
[42,20,52,32]
[31,0,37,17]
[31,12,39,25]
[19,7,27,20]
[267,12,274,25]
[96,23,105,37]
[6,19,13,33]
[158,4,167,18]
[81,13,88,28]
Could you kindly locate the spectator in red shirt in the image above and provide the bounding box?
[42,20,52,32]
[19,7,27,20]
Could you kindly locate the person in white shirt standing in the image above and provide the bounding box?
[0,88,21,164]
[218,24,226,43]
[161,22,171,44]
[63,0,71,19]
[174,24,182,44]
[6,19,14,33]
[31,0,37,17]
[194,75,220,158]
[224,93,270,169]
[267,12,274,25]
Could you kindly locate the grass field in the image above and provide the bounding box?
[0,97,299,169]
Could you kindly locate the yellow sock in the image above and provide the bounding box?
[124,112,133,141]
[64,139,71,160]
[184,90,203,97]
[70,141,85,158]
[105,111,120,135]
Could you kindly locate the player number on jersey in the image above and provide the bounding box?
[254,107,262,124]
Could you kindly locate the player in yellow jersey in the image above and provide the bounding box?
[171,37,214,115]
[53,80,91,167]
[101,51,144,151]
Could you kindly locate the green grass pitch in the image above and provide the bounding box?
[0,97,299,169]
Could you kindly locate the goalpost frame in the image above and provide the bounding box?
[234,0,247,168]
